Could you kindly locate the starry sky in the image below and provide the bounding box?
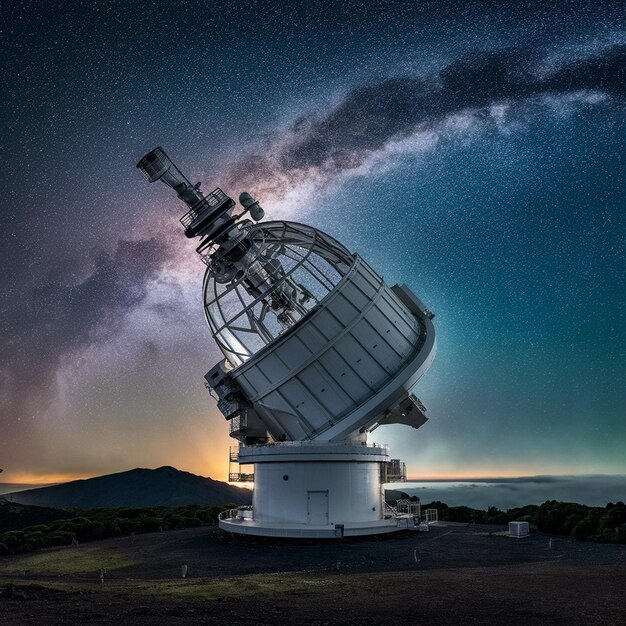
[1,0,625,485]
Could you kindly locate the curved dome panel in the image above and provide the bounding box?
[230,256,435,442]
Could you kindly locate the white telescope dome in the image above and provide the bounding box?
[139,147,438,538]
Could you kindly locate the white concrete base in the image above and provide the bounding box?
[219,516,404,538]
[224,442,402,538]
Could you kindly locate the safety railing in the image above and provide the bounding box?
[228,472,254,482]
[218,506,254,522]
[242,441,389,453]
[180,187,230,230]
[383,502,398,518]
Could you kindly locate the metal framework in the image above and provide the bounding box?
[396,498,421,516]
[228,446,254,482]
[180,187,232,231]
[383,459,408,482]
[203,221,354,367]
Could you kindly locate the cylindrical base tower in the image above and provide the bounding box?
[219,442,405,538]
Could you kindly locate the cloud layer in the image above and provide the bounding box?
[400,475,626,509]
[226,44,625,199]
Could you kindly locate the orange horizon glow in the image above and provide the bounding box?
[0,459,231,486]
[0,472,102,486]
[1,455,231,487]
[4,468,622,487]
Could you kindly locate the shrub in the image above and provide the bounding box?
[55,517,108,541]
[572,514,597,541]
[163,514,186,530]
[46,531,77,547]
[23,524,49,534]
[0,530,25,549]
[185,517,204,528]
[0,502,235,555]
[24,531,46,551]
[86,521,107,540]
[48,519,69,532]
[137,516,161,533]
[115,508,149,519]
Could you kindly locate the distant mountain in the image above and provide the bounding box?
[4,466,251,509]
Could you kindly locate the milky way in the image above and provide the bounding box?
[1,0,625,483]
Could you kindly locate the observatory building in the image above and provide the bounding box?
[138,148,436,538]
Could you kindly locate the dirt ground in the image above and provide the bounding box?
[1,524,625,624]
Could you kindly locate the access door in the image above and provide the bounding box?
[307,490,329,525]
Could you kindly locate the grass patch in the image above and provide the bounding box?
[0,572,346,602]
[0,545,134,576]
[134,573,327,601]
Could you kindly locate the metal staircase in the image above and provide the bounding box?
[228,446,254,482]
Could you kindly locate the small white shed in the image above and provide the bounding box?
[508,521,530,538]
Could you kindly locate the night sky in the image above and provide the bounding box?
[2,0,625,485]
